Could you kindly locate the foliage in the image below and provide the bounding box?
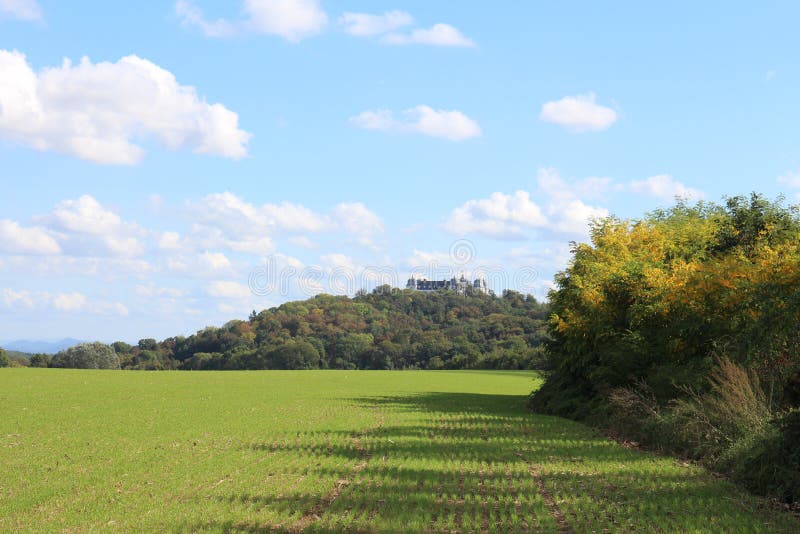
[51,342,121,370]
[532,194,800,416]
[0,369,795,532]
[531,193,800,503]
[730,410,800,504]
[112,288,549,371]
[28,354,52,368]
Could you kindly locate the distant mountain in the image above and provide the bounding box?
[0,338,85,354]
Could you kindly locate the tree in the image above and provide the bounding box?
[112,341,134,354]
[51,342,120,370]
[0,348,10,368]
[269,340,321,370]
[137,338,158,351]
[29,354,52,368]
[531,194,800,419]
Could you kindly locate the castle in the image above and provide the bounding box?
[406,274,489,294]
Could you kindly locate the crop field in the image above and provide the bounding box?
[0,369,796,533]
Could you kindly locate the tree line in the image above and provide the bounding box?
[25,287,547,371]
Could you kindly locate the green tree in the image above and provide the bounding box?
[51,342,120,370]
[0,348,10,368]
[269,340,321,370]
[29,353,52,368]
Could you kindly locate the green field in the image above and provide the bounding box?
[0,369,795,533]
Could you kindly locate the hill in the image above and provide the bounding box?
[112,287,549,371]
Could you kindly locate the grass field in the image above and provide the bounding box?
[0,369,796,533]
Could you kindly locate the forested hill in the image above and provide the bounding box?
[106,287,548,371]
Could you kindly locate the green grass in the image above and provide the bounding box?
[0,369,796,533]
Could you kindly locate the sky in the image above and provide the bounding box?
[1,1,799,343]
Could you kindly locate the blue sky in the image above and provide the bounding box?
[1,1,799,343]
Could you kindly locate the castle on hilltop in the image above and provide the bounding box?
[406,274,489,294]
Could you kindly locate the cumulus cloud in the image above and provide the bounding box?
[320,253,354,270]
[0,220,60,255]
[778,169,800,189]
[383,24,475,47]
[158,231,183,250]
[176,0,327,42]
[1,288,128,315]
[540,93,618,132]
[207,280,251,299]
[0,0,41,21]
[186,192,384,252]
[339,10,474,47]
[199,251,232,272]
[40,195,146,257]
[0,50,250,164]
[445,192,546,239]
[443,168,609,239]
[245,0,327,40]
[52,292,88,312]
[350,105,481,141]
[330,202,384,248]
[174,0,236,37]
[629,174,704,200]
[339,10,413,37]
[135,283,186,298]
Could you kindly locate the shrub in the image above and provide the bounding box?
[731,410,800,503]
[51,342,120,370]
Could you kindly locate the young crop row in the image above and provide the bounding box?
[1,370,796,533]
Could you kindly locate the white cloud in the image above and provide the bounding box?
[0,0,41,21]
[0,220,60,255]
[330,202,383,247]
[199,251,232,271]
[383,24,476,48]
[42,195,146,257]
[339,11,413,37]
[778,169,800,189]
[207,280,251,299]
[443,168,609,239]
[191,192,327,234]
[339,10,474,48]
[0,50,250,164]
[135,283,186,298]
[445,191,545,239]
[0,288,128,315]
[158,231,183,250]
[186,192,383,252]
[0,256,152,280]
[244,0,327,41]
[629,174,704,200]
[48,195,122,234]
[52,292,87,312]
[540,93,618,132]
[320,253,355,273]
[289,235,317,248]
[174,0,236,37]
[176,0,327,42]
[1,288,34,308]
[350,105,481,141]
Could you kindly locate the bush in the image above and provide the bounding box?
[51,342,120,370]
[607,357,800,503]
[731,410,800,503]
